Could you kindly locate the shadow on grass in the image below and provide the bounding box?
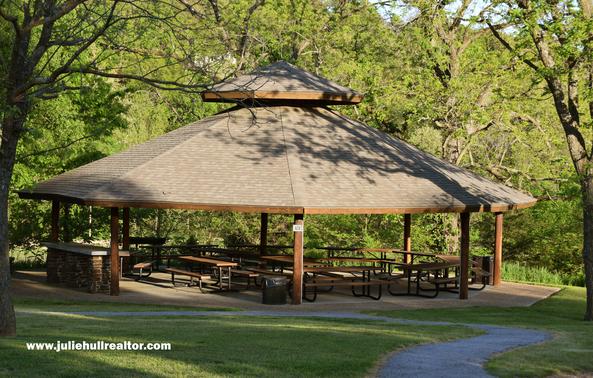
[1,310,480,378]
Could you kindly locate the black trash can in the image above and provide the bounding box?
[262,277,288,305]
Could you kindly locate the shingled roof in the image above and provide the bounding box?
[19,104,536,214]
[201,61,363,105]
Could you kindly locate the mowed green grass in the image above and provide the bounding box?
[1,299,479,378]
[368,286,593,377]
[12,297,239,313]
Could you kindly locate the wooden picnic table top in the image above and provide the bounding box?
[357,248,401,253]
[309,247,437,257]
[229,244,293,250]
[178,256,238,267]
[392,250,439,257]
[312,246,398,253]
[317,257,393,263]
[140,244,218,250]
[393,261,458,271]
[312,246,361,251]
[303,266,376,273]
[259,255,320,263]
[436,254,461,263]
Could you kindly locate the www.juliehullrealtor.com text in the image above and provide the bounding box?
[26,341,171,352]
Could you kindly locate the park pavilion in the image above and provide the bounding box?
[19,61,536,304]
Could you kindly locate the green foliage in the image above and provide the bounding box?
[502,261,585,287]
[8,245,46,270]
[504,200,583,276]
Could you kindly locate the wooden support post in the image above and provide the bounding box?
[459,212,470,300]
[292,214,304,305]
[110,207,120,296]
[403,214,411,263]
[260,213,268,256]
[122,208,130,251]
[493,212,503,286]
[51,200,60,242]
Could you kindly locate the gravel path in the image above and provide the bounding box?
[376,324,548,378]
[18,309,550,377]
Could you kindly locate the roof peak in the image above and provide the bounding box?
[201,61,363,105]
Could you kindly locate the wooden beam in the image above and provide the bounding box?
[260,213,268,256]
[403,214,411,264]
[17,190,538,215]
[110,207,120,296]
[493,212,503,286]
[459,212,470,300]
[201,90,364,104]
[292,214,304,305]
[122,208,130,251]
[51,200,60,242]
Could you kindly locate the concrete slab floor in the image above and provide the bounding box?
[9,270,560,313]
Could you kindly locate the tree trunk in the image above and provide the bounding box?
[444,214,460,255]
[0,113,26,336]
[0,196,16,336]
[582,176,593,321]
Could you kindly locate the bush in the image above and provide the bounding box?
[9,245,46,270]
[502,261,584,287]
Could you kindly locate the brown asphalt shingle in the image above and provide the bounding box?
[19,106,535,214]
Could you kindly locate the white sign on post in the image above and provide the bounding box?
[292,224,304,232]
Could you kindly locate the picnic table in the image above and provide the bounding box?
[178,256,238,291]
[436,254,492,289]
[303,265,375,277]
[302,265,389,301]
[259,255,326,271]
[390,261,459,297]
[312,246,433,265]
[318,256,394,265]
[139,244,218,268]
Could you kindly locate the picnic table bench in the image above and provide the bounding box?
[131,261,154,281]
[164,267,211,291]
[389,261,460,298]
[231,269,260,289]
[246,267,293,277]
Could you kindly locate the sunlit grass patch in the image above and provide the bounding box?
[1,299,480,377]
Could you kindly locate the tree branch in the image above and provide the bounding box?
[487,22,540,71]
[22,0,87,32]
[18,134,96,160]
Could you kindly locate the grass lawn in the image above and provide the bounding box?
[1,298,480,378]
[12,297,239,313]
[368,286,593,377]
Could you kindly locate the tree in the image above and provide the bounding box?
[380,1,543,254]
[486,0,593,320]
[0,0,238,336]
